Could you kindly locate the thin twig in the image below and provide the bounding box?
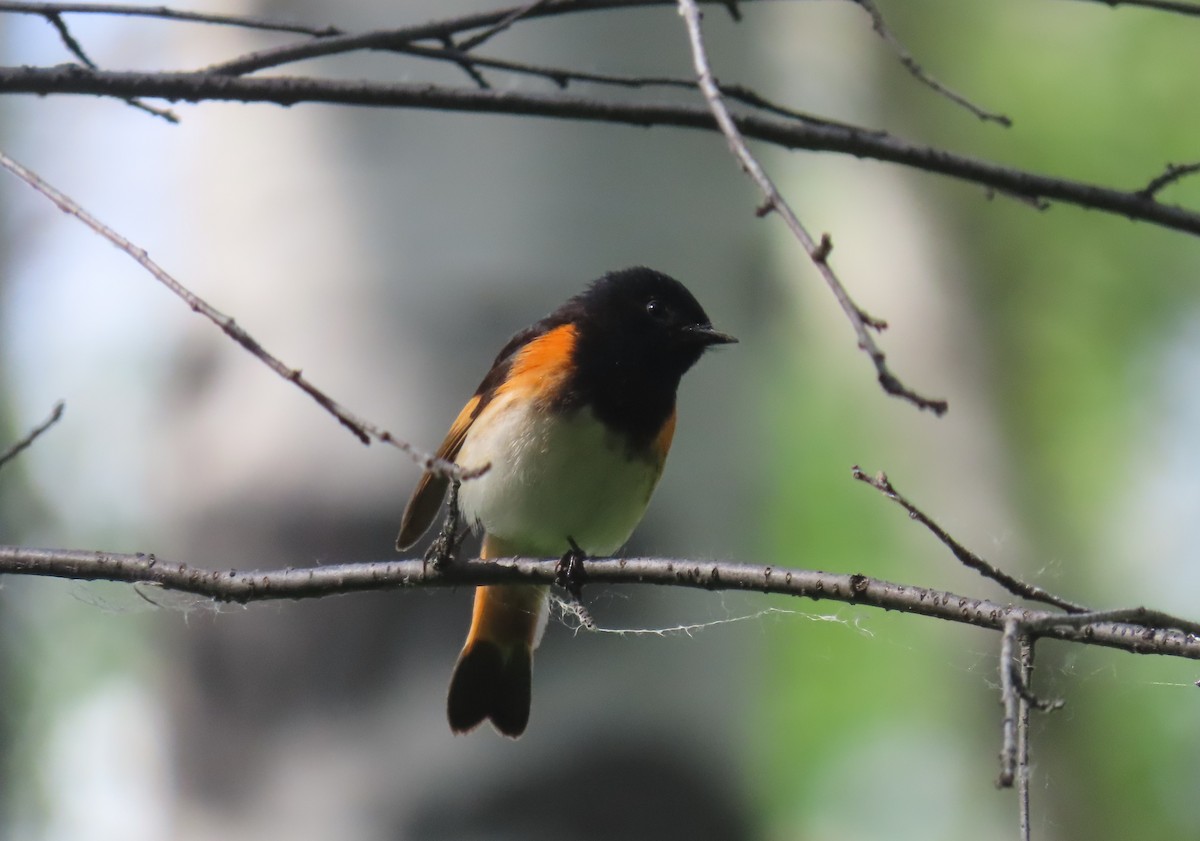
[1016,636,1034,841]
[204,0,746,76]
[998,617,1020,787]
[849,0,1010,126]
[0,149,473,481]
[386,40,851,130]
[677,0,947,413]
[438,35,491,89]
[43,10,92,65]
[0,401,65,471]
[6,66,1200,239]
[1022,606,1200,639]
[1072,0,1200,17]
[42,11,178,122]
[3,545,1200,659]
[456,0,553,52]
[0,1,343,36]
[1137,161,1200,199]
[852,466,1089,612]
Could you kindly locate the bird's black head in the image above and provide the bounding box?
[560,267,735,450]
[573,266,736,373]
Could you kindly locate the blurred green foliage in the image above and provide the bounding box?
[756,1,1200,838]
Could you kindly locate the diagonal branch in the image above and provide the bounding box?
[849,0,1010,126]
[203,0,748,77]
[0,150,474,481]
[677,0,948,414]
[0,401,65,471]
[40,10,178,121]
[456,0,554,51]
[1137,161,1200,199]
[852,466,1088,612]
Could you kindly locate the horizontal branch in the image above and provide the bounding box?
[1071,0,1200,18]
[3,545,1199,660]
[2,66,1196,236]
[198,0,743,76]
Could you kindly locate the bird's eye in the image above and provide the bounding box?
[645,299,668,320]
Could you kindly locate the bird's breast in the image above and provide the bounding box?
[455,394,666,557]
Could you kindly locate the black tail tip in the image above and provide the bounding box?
[447,641,532,738]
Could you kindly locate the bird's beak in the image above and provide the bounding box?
[686,324,738,346]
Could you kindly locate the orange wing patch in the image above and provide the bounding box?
[396,394,481,549]
[397,323,577,550]
[496,324,577,404]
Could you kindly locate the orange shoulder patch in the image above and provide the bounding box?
[652,407,677,467]
[496,323,577,404]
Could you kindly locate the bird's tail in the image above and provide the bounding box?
[446,536,548,738]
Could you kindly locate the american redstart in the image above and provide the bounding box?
[396,267,735,737]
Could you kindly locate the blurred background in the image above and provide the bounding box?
[2,0,1200,839]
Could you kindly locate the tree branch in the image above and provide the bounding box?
[0,149,476,481]
[1137,161,1200,199]
[678,0,947,414]
[848,0,1010,126]
[852,466,1088,612]
[38,9,178,121]
[0,400,64,471]
[200,0,745,77]
[0,1,344,36]
[1071,0,1200,18]
[2,67,1194,238]
[2,545,1199,660]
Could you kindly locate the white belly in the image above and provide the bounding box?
[455,395,662,557]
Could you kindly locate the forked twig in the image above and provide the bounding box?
[850,0,1010,126]
[676,0,948,414]
[41,10,178,122]
[852,466,1088,612]
[0,150,475,482]
[1137,161,1200,199]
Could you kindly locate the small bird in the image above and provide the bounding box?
[396,267,735,738]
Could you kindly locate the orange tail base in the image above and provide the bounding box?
[446,583,547,738]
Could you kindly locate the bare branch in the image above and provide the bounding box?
[381,40,851,130]
[1070,0,1200,18]
[42,9,91,64]
[2,545,1199,660]
[39,10,178,122]
[997,617,1023,788]
[1015,635,1034,841]
[203,0,741,77]
[2,67,1198,238]
[1137,161,1200,199]
[0,401,65,471]
[849,0,1011,126]
[677,0,948,413]
[0,1,344,36]
[1022,605,1200,638]
[456,0,553,52]
[0,149,475,481]
[852,466,1089,612]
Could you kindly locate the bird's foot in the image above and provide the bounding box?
[555,536,589,603]
[424,479,465,571]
